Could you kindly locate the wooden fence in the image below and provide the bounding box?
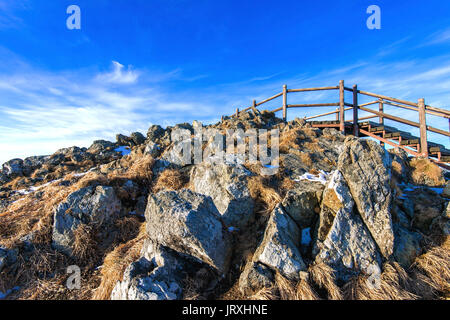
[230,80,450,160]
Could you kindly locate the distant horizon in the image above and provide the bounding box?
[1,0,450,164]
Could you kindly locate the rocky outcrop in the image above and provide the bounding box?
[52,186,121,255]
[111,241,183,300]
[190,160,254,228]
[145,189,232,274]
[249,204,306,280]
[338,138,394,259]
[315,171,382,282]
[2,159,24,178]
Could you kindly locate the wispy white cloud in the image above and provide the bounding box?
[422,28,450,46]
[96,61,140,84]
[0,0,30,30]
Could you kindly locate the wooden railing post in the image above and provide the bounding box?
[339,80,345,133]
[335,108,339,121]
[282,85,287,122]
[418,98,428,157]
[235,108,239,117]
[379,99,384,125]
[353,84,359,137]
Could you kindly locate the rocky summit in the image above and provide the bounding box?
[0,110,449,300]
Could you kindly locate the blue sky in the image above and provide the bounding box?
[0,0,450,164]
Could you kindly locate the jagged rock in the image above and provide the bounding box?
[443,182,450,199]
[88,140,116,154]
[444,202,450,219]
[22,156,49,176]
[2,159,23,177]
[160,132,196,167]
[130,132,146,146]
[116,134,134,147]
[190,160,254,228]
[393,225,422,268]
[52,186,121,255]
[316,170,382,282]
[239,262,274,296]
[144,141,160,158]
[0,247,17,272]
[145,189,232,274]
[251,204,306,280]
[147,125,165,142]
[338,138,394,259]
[111,240,184,300]
[281,180,323,228]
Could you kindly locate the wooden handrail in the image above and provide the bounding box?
[358,106,421,128]
[232,81,449,161]
[357,90,418,107]
[304,107,352,120]
[288,86,338,93]
[255,92,283,107]
[287,103,340,108]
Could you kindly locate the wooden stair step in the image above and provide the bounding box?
[400,138,419,146]
[369,126,385,132]
[440,155,450,162]
[429,146,441,153]
[384,132,400,138]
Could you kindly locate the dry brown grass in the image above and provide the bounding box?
[322,189,343,213]
[153,169,186,193]
[279,128,305,153]
[412,237,450,294]
[296,279,321,300]
[91,223,147,300]
[249,286,278,300]
[73,224,98,265]
[409,158,445,186]
[343,262,419,300]
[309,262,343,300]
[248,176,282,214]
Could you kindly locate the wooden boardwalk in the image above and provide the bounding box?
[229,80,450,168]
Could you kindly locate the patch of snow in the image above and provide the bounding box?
[115,146,131,156]
[295,170,329,185]
[301,228,311,246]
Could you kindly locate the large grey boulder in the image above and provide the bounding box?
[145,189,232,274]
[52,186,121,255]
[111,240,183,300]
[338,138,394,259]
[2,159,24,177]
[316,170,382,282]
[251,204,306,280]
[190,160,254,228]
[147,125,165,142]
[130,132,146,146]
